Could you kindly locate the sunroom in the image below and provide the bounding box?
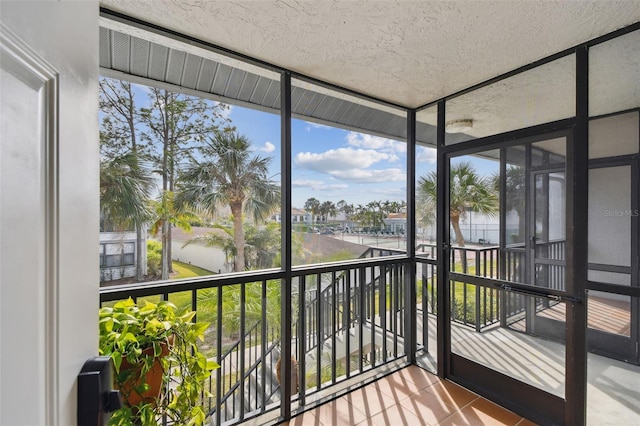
[0,2,639,426]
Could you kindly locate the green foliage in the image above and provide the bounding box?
[99,299,218,425]
[418,161,498,247]
[177,132,280,272]
[146,240,162,278]
[172,260,215,279]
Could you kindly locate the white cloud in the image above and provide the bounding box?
[305,122,332,131]
[417,147,437,163]
[292,179,348,191]
[259,141,275,153]
[295,147,397,173]
[346,132,406,154]
[331,168,405,183]
[292,179,324,188]
[369,187,406,197]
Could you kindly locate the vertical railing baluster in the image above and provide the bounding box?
[316,273,322,390]
[239,283,246,420]
[393,265,399,357]
[297,276,306,406]
[331,271,337,385]
[370,265,376,367]
[345,270,351,378]
[216,284,222,426]
[358,267,365,373]
[380,265,387,362]
[475,250,481,332]
[422,264,428,353]
[463,281,468,325]
[261,281,267,412]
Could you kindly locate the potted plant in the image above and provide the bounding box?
[99,298,218,425]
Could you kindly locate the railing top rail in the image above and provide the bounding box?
[100,255,410,302]
[417,242,504,252]
[290,254,409,277]
[99,268,283,302]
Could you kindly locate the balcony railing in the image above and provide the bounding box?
[98,240,565,424]
[100,253,411,425]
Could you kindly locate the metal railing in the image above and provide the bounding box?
[99,253,409,425]
[414,241,567,333]
[98,239,566,424]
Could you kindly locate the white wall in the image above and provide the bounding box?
[0,2,98,425]
[172,241,230,274]
[587,113,638,272]
[588,166,632,268]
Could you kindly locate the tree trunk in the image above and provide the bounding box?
[451,214,465,247]
[135,224,144,281]
[161,128,170,281]
[451,214,468,271]
[161,219,170,280]
[231,203,245,272]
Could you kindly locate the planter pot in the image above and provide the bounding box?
[276,355,299,394]
[118,340,170,407]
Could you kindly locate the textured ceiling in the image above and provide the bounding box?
[100,0,640,108]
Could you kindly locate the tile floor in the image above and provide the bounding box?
[282,366,536,426]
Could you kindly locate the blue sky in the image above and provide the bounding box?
[227,104,438,208]
[118,80,504,209]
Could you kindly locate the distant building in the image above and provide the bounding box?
[99,231,147,282]
[273,208,312,224]
[383,213,407,234]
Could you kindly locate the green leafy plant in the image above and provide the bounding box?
[99,298,218,425]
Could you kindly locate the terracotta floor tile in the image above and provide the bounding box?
[437,398,522,426]
[398,392,459,425]
[436,411,481,426]
[283,411,322,426]
[311,397,368,426]
[343,384,390,417]
[283,368,531,426]
[422,380,479,409]
[365,403,430,426]
[375,372,433,402]
[396,366,441,389]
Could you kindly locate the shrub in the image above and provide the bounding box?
[146,240,162,278]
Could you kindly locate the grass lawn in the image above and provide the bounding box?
[171,260,215,279]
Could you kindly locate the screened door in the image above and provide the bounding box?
[447,132,573,426]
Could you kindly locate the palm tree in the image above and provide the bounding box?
[319,201,336,222]
[496,165,526,244]
[149,191,200,280]
[100,151,152,235]
[177,132,280,272]
[366,201,383,231]
[99,78,150,281]
[417,161,498,248]
[304,197,320,226]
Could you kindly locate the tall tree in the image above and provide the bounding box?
[418,161,498,248]
[100,152,152,233]
[496,165,526,244]
[319,201,336,222]
[148,191,200,279]
[366,200,383,230]
[139,88,231,279]
[177,132,280,272]
[304,197,321,225]
[99,77,151,280]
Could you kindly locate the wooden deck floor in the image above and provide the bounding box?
[532,294,631,336]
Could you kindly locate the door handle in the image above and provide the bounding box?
[529,235,538,245]
[78,356,122,425]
